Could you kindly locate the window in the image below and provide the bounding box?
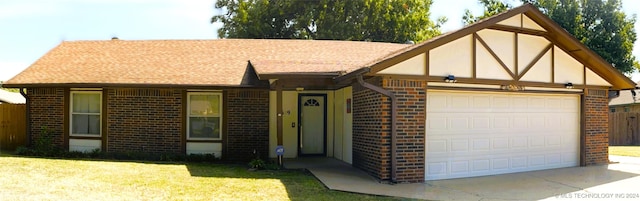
[70,91,102,136]
[624,107,631,112]
[610,108,616,113]
[187,92,222,140]
[303,98,320,106]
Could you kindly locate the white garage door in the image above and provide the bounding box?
[425,90,579,180]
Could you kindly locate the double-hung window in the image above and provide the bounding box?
[70,91,102,136]
[187,92,222,140]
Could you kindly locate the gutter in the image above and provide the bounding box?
[19,88,30,147]
[355,72,398,183]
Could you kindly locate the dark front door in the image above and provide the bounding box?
[298,94,326,156]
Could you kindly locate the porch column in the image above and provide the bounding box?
[276,81,284,165]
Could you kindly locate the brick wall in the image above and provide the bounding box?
[584,89,609,165]
[27,88,65,148]
[226,89,270,161]
[106,88,182,154]
[382,79,426,183]
[352,78,427,183]
[353,77,387,180]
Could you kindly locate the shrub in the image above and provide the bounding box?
[15,146,35,156]
[249,158,266,169]
[33,126,62,156]
[264,162,281,170]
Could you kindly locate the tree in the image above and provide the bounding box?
[463,0,512,25]
[463,0,638,74]
[0,81,20,93]
[212,0,447,43]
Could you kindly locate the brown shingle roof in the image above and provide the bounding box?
[609,81,640,106]
[5,39,409,87]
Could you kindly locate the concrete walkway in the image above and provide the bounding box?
[288,156,640,200]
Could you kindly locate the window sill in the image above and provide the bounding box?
[69,135,101,139]
[186,139,223,143]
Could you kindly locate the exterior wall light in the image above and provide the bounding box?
[565,83,574,89]
[444,75,457,83]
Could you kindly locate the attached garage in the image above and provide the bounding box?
[425,90,579,180]
[347,4,636,183]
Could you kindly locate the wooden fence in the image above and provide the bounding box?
[0,104,26,150]
[609,112,640,145]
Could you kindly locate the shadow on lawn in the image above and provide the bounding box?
[183,160,403,200]
[184,163,336,200]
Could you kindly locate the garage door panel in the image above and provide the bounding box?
[426,90,579,180]
[451,139,469,151]
[449,117,470,129]
[451,95,471,109]
[563,152,579,164]
[546,153,562,164]
[473,159,491,171]
[427,117,448,129]
[427,162,448,176]
[493,158,510,170]
[546,135,561,146]
[472,117,491,129]
[529,136,546,147]
[429,113,577,132]
[472,138,491,151]
[511,136,528,148]
[492,96,511,108]
[472,96,491,109]
[529,155,547,166]
[493,138,509,149]
[511,97,529,108]
[427,139,448,152]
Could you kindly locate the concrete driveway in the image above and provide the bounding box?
[306,155,640,200]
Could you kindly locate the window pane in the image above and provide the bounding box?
[190,95,219,115]
[72,114,88,134]
[73,93,100,113]
[72,114,100,135]
[88,115,100,134]
[189,117,220,138]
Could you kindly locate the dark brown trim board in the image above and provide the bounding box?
[63,88,70,150]
[475,32,516,79]
[181,90,187,154]
[222,90,228,158]
[516,44,553,80]
[101,88,107,151]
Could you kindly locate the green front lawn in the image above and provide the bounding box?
[0,155,402,200]
[609,146,640,157]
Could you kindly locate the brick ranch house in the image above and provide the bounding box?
[4,4,635,183]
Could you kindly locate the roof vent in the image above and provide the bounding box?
[111,37,119,40]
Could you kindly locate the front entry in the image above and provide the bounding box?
[298,94,327,156]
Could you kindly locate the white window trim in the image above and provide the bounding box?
[187,92,223,140]
[70,91,102,137]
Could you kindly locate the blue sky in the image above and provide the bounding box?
[1,0,639,81]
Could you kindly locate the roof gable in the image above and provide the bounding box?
[366,4,635,90]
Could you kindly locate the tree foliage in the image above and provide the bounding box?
[0,81,20,93]
[212,0,446,43]
[463,0,512,24]
[463,0,638,74]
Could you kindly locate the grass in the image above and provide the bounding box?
[0,155,405,201]
[609,146,640,157]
